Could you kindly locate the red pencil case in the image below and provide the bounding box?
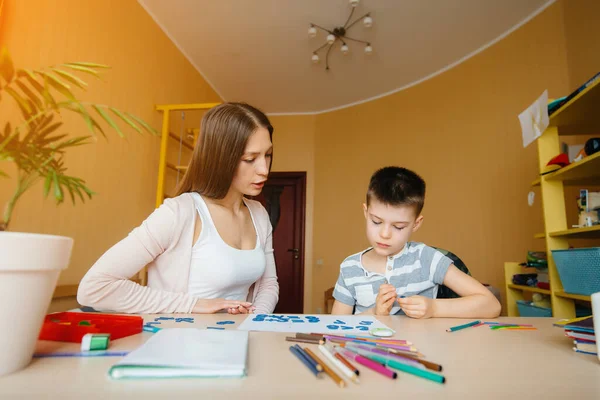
[39,312,143,343]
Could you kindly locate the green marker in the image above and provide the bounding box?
[366,353,446,384]
[445,320,481,333]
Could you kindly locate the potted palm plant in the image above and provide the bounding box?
[0,47,157,376]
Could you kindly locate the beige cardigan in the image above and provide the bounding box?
[77,193,279,314]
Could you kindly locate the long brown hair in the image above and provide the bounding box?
[175,102,273,199]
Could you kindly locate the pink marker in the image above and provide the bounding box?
[340,349,397,380]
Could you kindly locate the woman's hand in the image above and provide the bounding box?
[227,304,256,314]
[192,299,253,314]
[397,296,436,319]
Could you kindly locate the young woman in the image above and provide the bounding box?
[77,103,279,314]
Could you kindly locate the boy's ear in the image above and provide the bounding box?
[412,215,424,232]
[362,203,368,219]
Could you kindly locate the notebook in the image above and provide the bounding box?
[108,328,249,379]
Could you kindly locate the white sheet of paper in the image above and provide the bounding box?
[236,314,393,334]
[519,90,549,148]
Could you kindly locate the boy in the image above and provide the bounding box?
[331,167,501,318]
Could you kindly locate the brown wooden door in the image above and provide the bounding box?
[251,172,306,313]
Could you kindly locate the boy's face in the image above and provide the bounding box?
[363,198,424,257]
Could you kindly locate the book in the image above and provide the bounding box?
[563,316,594,334]
[108,328,249,379]
[565,330,595,342]
[574,340,598,355]
[547,72,600,115]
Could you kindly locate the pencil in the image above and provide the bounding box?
[340,349,397,379]
[304,347,346,388]
[446,320,481,332]
[318,345,359,384]
[294,345,323,372]
[333,350,360,376]
[296,333,323,341]
[289,346,320,377]
[286,337,320,345]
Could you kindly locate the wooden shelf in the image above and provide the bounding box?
[549,76,600,135]
[549,225,600,238]
[554,291,591,301]
[508,284,551,295]
[531,178,541,187]
[544,151,600,185]
[534,232,546,239]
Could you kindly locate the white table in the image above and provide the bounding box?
[1,315,599,399]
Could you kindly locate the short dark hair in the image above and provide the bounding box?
[175,102,273,199]
[366,166,426,215]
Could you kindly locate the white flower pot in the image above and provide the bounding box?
[592,292,600,362]
[0,232,73,376]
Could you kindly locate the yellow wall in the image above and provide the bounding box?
[310,2,570,312]
[562,0,600,90]
[269,115,317,313]
[0,0,220,288]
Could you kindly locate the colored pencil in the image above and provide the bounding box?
[289,346,320,377]
[340,349,397,379]
[446,320,481,332]
[348,344,445,384]
[296,333,323,341]
[294,345,323,372]
[286,337,320,345]
[332,349,360,376]
[345,343,426,370]
[304,347,346,388]
[318,344,359,384]
[323,334,411,345]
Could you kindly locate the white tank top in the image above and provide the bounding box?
[188,193,266,301]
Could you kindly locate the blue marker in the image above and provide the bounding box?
[34,351,130,358]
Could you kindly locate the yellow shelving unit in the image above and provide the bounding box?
[505,78,600,318]
[154,103,219,208]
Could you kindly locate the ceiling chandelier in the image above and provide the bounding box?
[308,0,373,70]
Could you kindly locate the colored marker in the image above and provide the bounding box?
[34,351,129,358]
[446,320,481,332]
[340,348,397,379]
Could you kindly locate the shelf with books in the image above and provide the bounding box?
[506,74,600,319]
[548,74,600,135]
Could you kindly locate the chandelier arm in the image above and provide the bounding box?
[310,23,334,34]
[343,7,355,28]
[325,42,334,70]
[312,42,330,54]
[345,12,371,30]
[341,35,370,45]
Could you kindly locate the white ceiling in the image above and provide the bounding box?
[138,0,554,114]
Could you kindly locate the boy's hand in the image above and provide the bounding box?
[375,284,397,315]
[397,296,436,319]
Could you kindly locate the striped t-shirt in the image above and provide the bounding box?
[333,242,453,315]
